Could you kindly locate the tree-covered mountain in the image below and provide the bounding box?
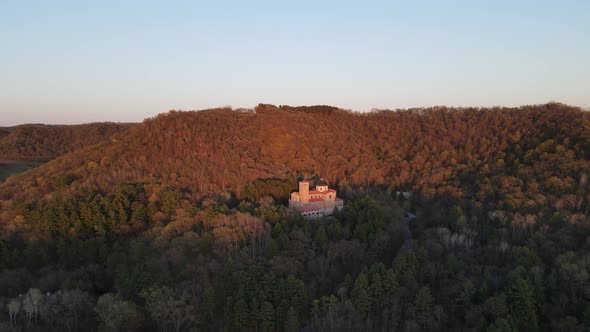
[1,103,590,331]
[0,122,132,161]
[3,103,589,204]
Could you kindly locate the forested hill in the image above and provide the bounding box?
[2,103,590,331]
[1,103,589,206]
[0,122,132,161]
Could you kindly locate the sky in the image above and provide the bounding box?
[1,0,589,125]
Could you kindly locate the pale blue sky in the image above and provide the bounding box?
[1,0,589,125]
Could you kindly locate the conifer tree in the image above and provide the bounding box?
[352,273,372,314]
[233,298,249,330]
[284,306,299,332]
[414,286,434,327]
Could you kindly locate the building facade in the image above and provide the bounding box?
[289,179,344,219]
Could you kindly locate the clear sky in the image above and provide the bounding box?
[1,0,589,125]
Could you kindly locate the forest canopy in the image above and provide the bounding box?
[1,102,590,331]
[0,122,132,161]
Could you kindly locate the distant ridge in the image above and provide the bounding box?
[0,122,133,161]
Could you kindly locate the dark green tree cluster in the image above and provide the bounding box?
[0,184,407,331]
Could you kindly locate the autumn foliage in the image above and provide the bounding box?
[1,103,589,208]
[0,122,131,161]
[1,102,590,331]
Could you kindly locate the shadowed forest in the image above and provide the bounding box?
[1,103,590,331]
[0,123,131,162]
[0,160,43,183]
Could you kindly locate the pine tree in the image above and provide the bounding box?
[457,280,476,318]
[285,275,307,313]
[487,318,516,332]
[508,275,538,331]
[284,306,299,332]
[0,238,10,270]
[383,269,399,293]
[250,296,261,329]
[414,286,434,327]
[233,298,249,330]
[314,226,328,250]
[260,301,274,332]
[130,201,146,223]
[202,287,216,323]
[352,273,372,314]
[370,272,384,301]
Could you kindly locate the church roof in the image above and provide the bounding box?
[316,179,328,186]
[308,189,336,195]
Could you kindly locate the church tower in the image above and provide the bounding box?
[299,180,310,203]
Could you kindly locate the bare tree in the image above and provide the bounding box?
[141,286,196,332]
[28,288,43,322]
[62,289,95,331]
[7,298,20,329]
[23,292,35,329]
[95,293,143,332]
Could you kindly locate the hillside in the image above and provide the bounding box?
[1,103,589,206]
[0,122,132,161]
[2,103,590,331]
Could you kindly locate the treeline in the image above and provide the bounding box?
[0,122,132,161]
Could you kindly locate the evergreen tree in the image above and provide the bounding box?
[284,306,299,332]
[233,298,249,330]
[383,269,399,293]
[414,286,434,327]
[260,301,274,332]
[487,318,516,332]
[508,274,538,331]
[352,273,372,314]
[202,287,216,324]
